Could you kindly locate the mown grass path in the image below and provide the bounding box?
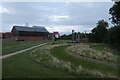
[2,50,73,78]
[2,41,48,55]
[50,45,118,77]
[0,43,47,59]
[2,44,74,78]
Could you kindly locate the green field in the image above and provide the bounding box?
[2,49,74,78]
[2,41,48,55]
[2,40,119,78]
[50,45,118,77]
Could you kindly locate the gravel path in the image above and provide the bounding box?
[0,43,47,59]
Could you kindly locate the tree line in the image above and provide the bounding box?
[60,1,120,50]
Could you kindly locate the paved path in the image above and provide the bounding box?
[0,43,47,59]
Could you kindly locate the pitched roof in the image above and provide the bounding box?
[13,26,49,33]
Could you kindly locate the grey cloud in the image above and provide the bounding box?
[2,2,113,33]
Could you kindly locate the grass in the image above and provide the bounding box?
[50,45,118,76]
[90,44,106,51]
[2,40,119,78]
[2,40,49,55]
[68,44,117,63]
[90,44,119,55]
[2,48,74,78]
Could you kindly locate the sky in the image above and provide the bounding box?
[1,2,113,35]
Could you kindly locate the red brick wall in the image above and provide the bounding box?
[16,36,47,41]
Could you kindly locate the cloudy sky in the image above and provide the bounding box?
[1,2,113,35]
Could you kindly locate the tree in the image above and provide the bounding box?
[107,1,120,51]
[91,20,108,43]
[60,34,72,40]
[109,1,120,25]
[105,25,120,50]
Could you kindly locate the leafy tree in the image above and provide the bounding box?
[91,20,108,43]
[107,1,120,51]
[109,1,120,25]
[105,25,120,50]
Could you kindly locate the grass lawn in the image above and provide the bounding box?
[50,45,118,76]
[2,40,119,78]
[2,41,49,55]
[2,48,74,78]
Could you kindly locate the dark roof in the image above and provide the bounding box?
[13,26,49,33]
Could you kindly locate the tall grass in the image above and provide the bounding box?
[30,44,107,78]
[50,45,118,77]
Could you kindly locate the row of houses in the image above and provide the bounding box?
[1,25,60,41]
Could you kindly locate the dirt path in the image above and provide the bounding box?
[0,43,47,59]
